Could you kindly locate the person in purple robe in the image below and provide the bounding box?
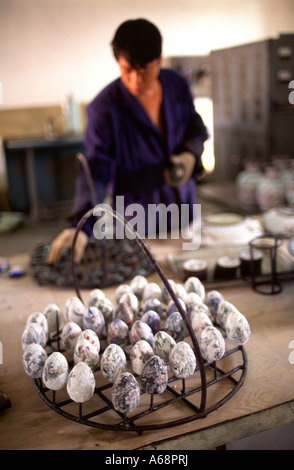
[48,18,208,264]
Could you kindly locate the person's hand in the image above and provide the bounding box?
[164,152,196,188]
[47,228,88,265]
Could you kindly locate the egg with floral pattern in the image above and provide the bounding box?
[130,340,154,375]
[165,311,185,342]
[112,372,140,413]
[184,276,205,301]
[43,303,62,333]
[42,352,68,390]
[141,310,161,334]
[225,310,251,345]
[217,300,239,329]
[153,331,176,363]
[107,318,129,348]
[205,290,224,318]
[82,306,105,337]
[113,301,134,328]
[130,320,153,346]
[142,297,163,318]
[21,323,47,351]
[23,343,48,378]
[26,312,48,337]
[101,344,127,382]
[169,341,196,378]
[199,326,225,362]
[191,310,212,342]
[61,322,82,352]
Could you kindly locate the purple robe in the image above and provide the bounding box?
[71,68,208,235]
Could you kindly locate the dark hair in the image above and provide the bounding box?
[111,18,162,67]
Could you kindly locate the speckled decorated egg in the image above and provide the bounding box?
[64,296,79,322]
[184,276,205,301]
[79,329,100,352]
[82,306,105,337]
[66,297,86,327]
[141,310,161,334]
[200,326,225,362]
[67,362,95,403]
[130,340,154,375]
[165,311,185,342]
[61,322,82,352]
[166,298,186,318]
[185,292,203,318]
[130,320,153,346]
[42,352,68,390]
[142,297,163,318]
[225,310,251,345]
[21,323,47,351]
[142,282,162,302]
[113,301,134,328]
[191,310,213,342]
[161,279,177,305]
[169,341,196,378]
[87,288,105,307]
[174,283,188,303]
[26,312,48,336]
[153,331,176,363]
[119,292,139,316]
[130,275,148,300]
[205,291,225,318]
[114,284,133,304]
[74,336,100,371]
[141,355,168,394]
[95,297,114,325]
[217,300,239,329]
[43,303,62,333]
[107,318,129,348]
[23,343,48,378]
[112,372,140,413]
[100,344,127,382]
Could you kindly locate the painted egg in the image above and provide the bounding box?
[101,344,127,382]
[26,312,48,336]
[225,310,251,345]
[61,322,82,352]
[82,306,105,337]
[114,284,133,304]
[174,283,188,303]
[113,301,134,328]
[185,292,203,318]
[67,362,95,403]
[42,352,68,390]
[74,336,100,371]
[166,298,186,318]
[130,320,153,346]
[205,291,225,318]
[79,329,100,352]
[130,275,148,300]
[184,276,205,301]
[66,297,86,327]
[87,288,105,307]
[119,292,139,316]
[64,296,79,322]
[43,303,62,333]
[107,318,129,348]
[112,372,140,413]
[165,311,185,342]
[23,343,48,378]
[191,310,213,342]
[217,300,239,329]
[130,340,154,375]
[21,323,47,351]
[169,341,196,378]
[142,282,162,302]
[95,297,114,325]
[141,310,161,334]
[142,297,163,318]
[200,326,226,362]
[161,279,177,305]
[141,355,168,394]
[190,303,213,321]
[153,331,176,363]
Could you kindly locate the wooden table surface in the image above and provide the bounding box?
[1,238,294,450]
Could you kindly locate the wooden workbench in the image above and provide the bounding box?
[1,238,294,451]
